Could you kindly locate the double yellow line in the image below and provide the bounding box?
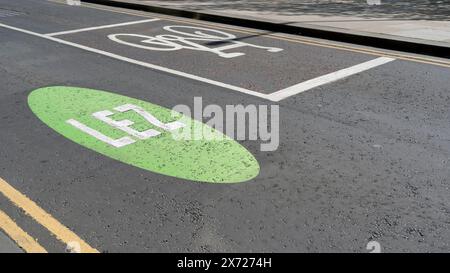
[0,177,99,253]
[0,210,46,253]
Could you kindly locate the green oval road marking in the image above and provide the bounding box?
[28,87,259,183]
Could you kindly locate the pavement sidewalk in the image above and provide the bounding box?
[84,0,450,57]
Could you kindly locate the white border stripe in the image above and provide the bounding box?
[0,22,394,102]
[0,22,270,100]
[45,18,160,36]
[267,57,395,101]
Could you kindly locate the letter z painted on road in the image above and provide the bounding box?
[28,87,259,183]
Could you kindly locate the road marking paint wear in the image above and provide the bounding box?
[0,177,99,253]
[0,22,271,100]
[74,0,450,68]
[45,18,160,36]
[0,210,47,253]
[28,87,260,183]
[268,57,396,101]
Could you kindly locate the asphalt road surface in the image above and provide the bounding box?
[0,0,450,253]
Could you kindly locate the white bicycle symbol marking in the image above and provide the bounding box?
[108,25,283,58]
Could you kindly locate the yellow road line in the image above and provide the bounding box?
[73,1,450,68]
[0,210,47,253]
[0,177,99,253]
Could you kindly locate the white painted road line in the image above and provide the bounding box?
[45,18,160,36]
[0,22,271,100]
[0,22,394,102]
[267,57,396,102]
